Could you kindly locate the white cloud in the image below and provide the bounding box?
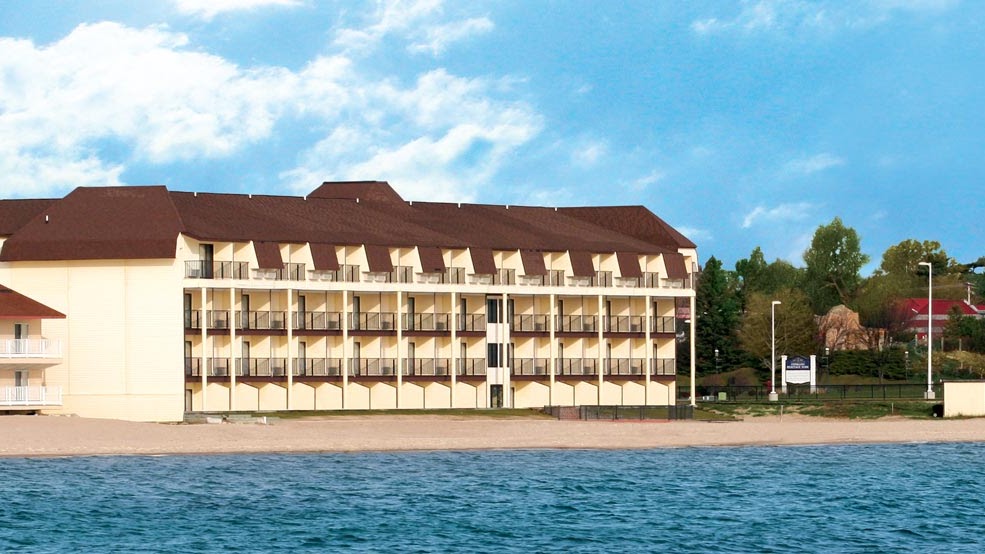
[676,226,712,243]
[784,153,845,175]
[0,22,295,195]
[334,0,492,56]
[172,0,301,21]
[630,170,665,191]
[571,140,607,167]
[741,202,814,228]
[691,0,958,36]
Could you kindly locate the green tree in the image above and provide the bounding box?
[738,289,819,370]
[695,256,742,374]
[878,239,952,276]
[735,246,803,304]
[802,217,869,314]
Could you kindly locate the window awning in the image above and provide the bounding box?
[365,244,393,273]
[568,250,596,277]
[520,250,547,276]
[663,252,688,279]
[616,251,642,278]
[309,243,339,271]
[253,241,283,270]
[469,247,496,275]
[418,246,446,273]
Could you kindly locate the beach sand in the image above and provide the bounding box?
[4,414,985,458]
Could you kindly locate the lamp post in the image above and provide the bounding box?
[918,261,935,400]
[714,348,719,372]
[769,300,781,402]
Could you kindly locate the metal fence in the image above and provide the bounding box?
[544,404,694,420]
[683,383,944,402]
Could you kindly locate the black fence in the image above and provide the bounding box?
[544,405,694,420]
[682,383,944,402]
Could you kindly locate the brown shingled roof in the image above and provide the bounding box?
[0,199,56,236]
[558,206,696,250]
[0,284,65,319]
[0,186,183,262]
[308,181,404,203]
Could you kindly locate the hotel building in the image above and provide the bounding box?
[0,182,697,421]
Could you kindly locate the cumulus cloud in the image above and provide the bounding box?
[571,139,608,168]
[784,153,845,175]
[675,226,712,243]
[334,0,492,56]
[172,0,302,21]
[630,170,665,191]
[741,202,815,228]
[409,17,494,56]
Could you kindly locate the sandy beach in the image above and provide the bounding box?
[3,414,985,458]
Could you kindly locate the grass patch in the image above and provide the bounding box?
[697,400,937,420]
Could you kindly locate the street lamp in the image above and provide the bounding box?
[918,261,935,400]
[769,300,781,402]
[714,348,719,372]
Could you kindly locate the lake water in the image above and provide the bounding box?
[2,442,984,553]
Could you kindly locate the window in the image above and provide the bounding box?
[487,343,501,367]
[487,298,501,324]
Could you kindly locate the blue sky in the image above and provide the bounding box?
[1,1,981,272]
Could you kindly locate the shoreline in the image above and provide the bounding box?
[3,414,985,459]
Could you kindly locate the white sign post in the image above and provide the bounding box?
[782,355,817,394]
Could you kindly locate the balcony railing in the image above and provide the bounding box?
[592,271,613,287]
[651,316,676,334]
[402,358,452,376]
[605,316,645,333]
[350,312,397,331]
[207,358,230,376]
[557,315,598,332]
[349,358,398,377]
[0,339,61,358]
[236,358,288,377]
[208,311,231,329]
[0,386,62,406]
[556,359,599,376]
[458,314,487,332]
[441,267,465,284]
[293,311,343,331]
[236,310,287,330]
[605,358,647,376]
[457,358,487,376]
[651,358,676,376]
[293,358,343,377]
[185,260,249,280]
[403,313,450,332]
[513,358,552,376]
[512,314,549,332]
[493,269,516,285]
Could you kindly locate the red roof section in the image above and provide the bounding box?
[0,182,699,261]
[902,298,981,317]
[0,284,65,319]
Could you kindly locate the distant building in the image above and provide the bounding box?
[900,298,984,341]
[817,305,885,351]
[1,182,698,421]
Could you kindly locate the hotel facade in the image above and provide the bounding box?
[0,182,697,422]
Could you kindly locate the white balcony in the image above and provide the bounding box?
[0,386,63,407]
[0,339,62,359]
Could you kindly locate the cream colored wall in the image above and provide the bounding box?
[5,258,184,422]
[944,382,985,417]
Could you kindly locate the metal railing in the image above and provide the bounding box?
[605,316,645,333]
[185,260,249,280]
[513,358,552,376]
[457,358,487,376]
[402,358,452,376]
[236,358,288,377]
[207,311,231,329]
[605,358,647,376]
[0,386,62,406]
[651,316,676,334]
[0,339,61,358]
[293,311,343,331]
[349,312,397,331]
[651,358,676,376]
[458,314,487,332]
[293,358,343,377]
[685,383,944,402]
[556,358,599,376]
[236,310,287,330]
[512,314,549,332]
[557,315,598,332]
[545,405,693,421]
[349,358,398,376]
[403,313,451,332]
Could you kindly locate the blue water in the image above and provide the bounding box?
[2,443,984,553]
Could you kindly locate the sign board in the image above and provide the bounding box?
[781,354,816,391]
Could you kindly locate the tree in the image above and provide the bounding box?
[878,239,952,277]
[694,256,742,374]
[802,217,869,314]
[738,289,818,370]
[735,246,803,304]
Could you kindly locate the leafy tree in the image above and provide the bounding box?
[877,239,953,277]
[802,217,869,314]
[694,256,742,374]
[735,246,803,305]
[738,289,818,370]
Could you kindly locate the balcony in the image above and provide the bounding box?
[557,315,598,333]
[651,358,676,376]
[349,358,398,377]
[350,312,397,331]
[556,359,598,376]
[513,358,551,376]
[185,260,249,280]
[0,386,62,407]
[604,316,645,333]
[512,314,549,332]
[402,358,452,376]
[0,339,61,359]
[403,313,450,332]
[604,358,647,376]
[457,358,487,376]
[236,358,288,377]
[651,316,676,334]
[293,358,343,377]
[236,310,287,331]
[293,311,343,331]
[457,314,487,332]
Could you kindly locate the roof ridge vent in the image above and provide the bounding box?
[506,205,510,210]
[193,191,197,197]
[356,198,360,204]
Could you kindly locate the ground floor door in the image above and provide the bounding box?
[490,384,503,408]
[14,370,28,401]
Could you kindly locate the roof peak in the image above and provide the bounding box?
[308,181,404,203]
